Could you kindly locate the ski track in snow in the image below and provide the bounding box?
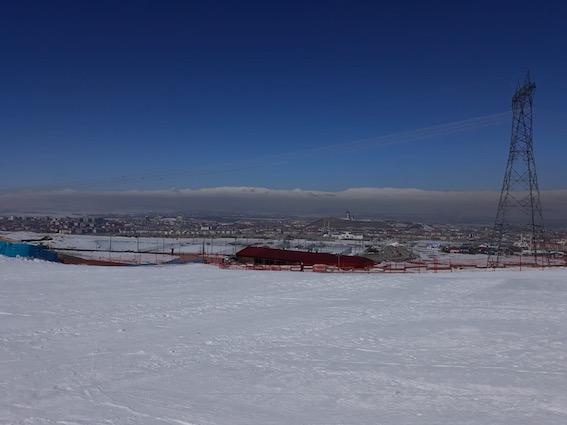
[1,257,567,424]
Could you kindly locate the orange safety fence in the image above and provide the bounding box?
[214,259,567,273]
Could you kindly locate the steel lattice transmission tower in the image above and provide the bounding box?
[488,74,547,267]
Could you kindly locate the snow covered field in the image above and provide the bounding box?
[1,258,567,424]
[1,232,370,256]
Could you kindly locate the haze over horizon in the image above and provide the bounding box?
[2,186,567,226]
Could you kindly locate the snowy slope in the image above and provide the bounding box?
[1,258,566,424]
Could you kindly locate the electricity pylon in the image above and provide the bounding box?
[488,74,547,267]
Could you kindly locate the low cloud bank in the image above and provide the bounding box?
[1,187,566,225]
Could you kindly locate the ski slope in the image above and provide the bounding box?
[1,258,566,424]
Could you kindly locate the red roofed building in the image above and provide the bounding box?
[235,246,374,269]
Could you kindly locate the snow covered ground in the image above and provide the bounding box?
[1,258,567,424]
[1,232,370,256]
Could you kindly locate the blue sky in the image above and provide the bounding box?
[1,0,566,192]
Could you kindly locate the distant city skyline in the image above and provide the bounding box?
[2,187,567,226]
[1,1,566,193]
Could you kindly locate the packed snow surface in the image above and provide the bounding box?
[1,258,567,424]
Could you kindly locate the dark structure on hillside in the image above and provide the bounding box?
[235,246,375,269]
[488,74,547,267]
[363,244,415,263]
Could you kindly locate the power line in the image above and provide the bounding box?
[10,111,510,191]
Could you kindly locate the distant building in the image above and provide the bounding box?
[333,231,363,240]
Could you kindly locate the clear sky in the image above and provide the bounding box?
[1,0,566,192]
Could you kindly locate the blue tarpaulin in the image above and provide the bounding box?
[0,241,60,262]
